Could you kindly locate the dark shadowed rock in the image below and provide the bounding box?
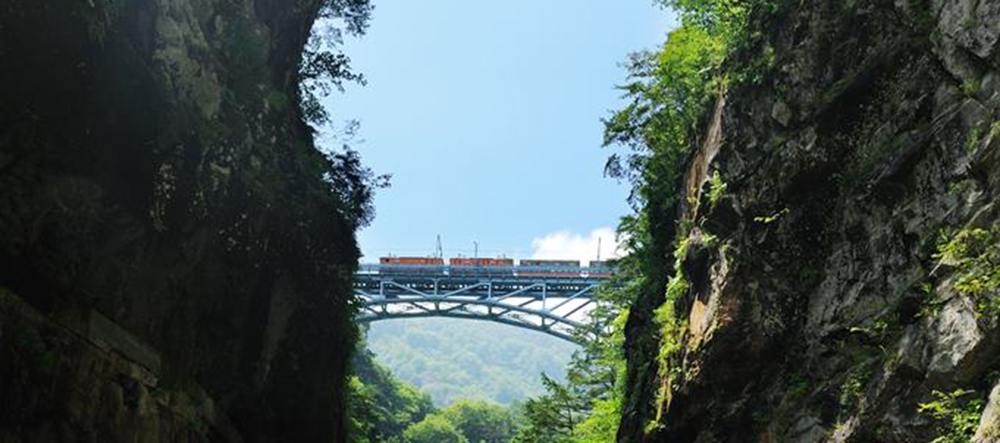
[0,0,361,440]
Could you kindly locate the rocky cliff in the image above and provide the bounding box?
[620,1,1000,442]
[0,0,363,441]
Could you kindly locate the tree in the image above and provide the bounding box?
[603,23,724,213]
[403,415,468,443]
[572,395,623,443]
[510,375,588,443]
[347,334,435,443]
[299,0,374,125]
[438,400,519,443]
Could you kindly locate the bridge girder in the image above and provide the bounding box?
[358,310,582,343]
[354,267,607,344]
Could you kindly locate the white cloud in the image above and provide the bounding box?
[530,227,622,264]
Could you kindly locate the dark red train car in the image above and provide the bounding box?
[587,260,613,278]
[379,257,445,275]
[380,257,445,265]
[448,258,514,266]
[448,257,515,276]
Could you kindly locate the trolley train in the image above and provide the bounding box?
[375,256,613,278]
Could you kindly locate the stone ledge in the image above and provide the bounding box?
[86,310,162,375]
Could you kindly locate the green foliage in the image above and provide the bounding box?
[935,224,1000,317]
[657,0,782,46]
[967,121,986,153]
[572,395,622,443]
[509,375,586,443]
[786,375,811,400]
[558,269,636,443]
[753,207,790,224]
[653,275,687,418]
[322,144,390,229]
[351,333,523,443]
[366,318,577,406]
[604,0,788,202]
[707,170,728,209]
[918,389,985,443]
[640,232,695,423]
[291,2,388,234]
[404,415,468,443]
[346,377,377,442]
[300,0,374,125]
[658,0,785,86]
[962,78,981,98]
[838,367,867,410]
[566,294,632,443]
[603,23,724,211]
[348,336,436,443]
[437,400,520,443]
[660,0,749,34]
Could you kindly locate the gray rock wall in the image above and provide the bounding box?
[622,1,1000,442]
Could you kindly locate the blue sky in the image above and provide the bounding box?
[319,0,677,263]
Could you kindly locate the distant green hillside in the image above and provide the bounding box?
[366,318,578,405]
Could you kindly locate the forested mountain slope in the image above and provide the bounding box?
[366,319,577,405]
[348,334,522,443]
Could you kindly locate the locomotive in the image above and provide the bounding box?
[378,256,444,275]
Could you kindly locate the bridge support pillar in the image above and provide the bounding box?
[487,283,493,316]
[542,284,547,310]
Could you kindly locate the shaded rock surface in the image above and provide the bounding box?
[0,0,359,440]
[620,1,1000,442]
[975,380,1000,442]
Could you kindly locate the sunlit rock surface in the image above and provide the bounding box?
[620,2,1000,442]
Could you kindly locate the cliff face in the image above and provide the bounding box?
[621,1,1000,442]
[0,0,360,441]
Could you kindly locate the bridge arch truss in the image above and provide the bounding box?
[353,265,607,343]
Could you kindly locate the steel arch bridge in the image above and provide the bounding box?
[353,264,609,343]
